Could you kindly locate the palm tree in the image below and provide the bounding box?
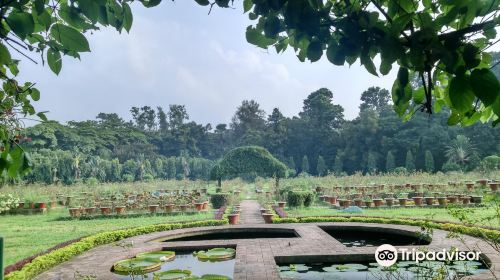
[445,135,476,170]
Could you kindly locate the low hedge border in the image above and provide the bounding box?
[55,211,209,221]
[5,220,228,280]
[274,216,500,243]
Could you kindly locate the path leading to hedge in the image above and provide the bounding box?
[240,200,264,224]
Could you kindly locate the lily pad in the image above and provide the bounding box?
[323,263,367,272]
[193,248,236,261]
[153,269,192,280]
[113,258,161,274]
[199,274,232,280]
[136,250,175,262]
[289,264,310,272]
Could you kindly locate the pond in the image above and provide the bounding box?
[113,250,235,280]
[161,228,299,242]
[319,226,430,247]
[278,260,489,280]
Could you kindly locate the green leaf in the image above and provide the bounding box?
[361,52,378,76]
[141,0,162,8]
[78,0,100,22]
[447,111,461,125]
[50,24,90,52]
[397,67,409,86]
[195,0,210,6]
[37,112,48,122]
[123,3,133,32]
[7,12,35,39]
[246,26,275,48]
[326,43,345,66]
[413,87,425,104]
[30,88,40,101]
[0,43,12,65]
[306,42,322,62]
[470,68,500,106]
[47,49,62,75]
[243,0,253,12]
[263,16,280,38]
[449,75,475,113]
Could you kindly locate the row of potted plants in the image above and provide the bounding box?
[322,194,484,208]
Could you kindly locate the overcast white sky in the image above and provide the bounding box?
[18,1,398,126]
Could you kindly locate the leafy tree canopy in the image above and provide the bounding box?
[236,0,500,126]
[210,145,287,181]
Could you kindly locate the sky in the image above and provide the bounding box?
[18,1,398,126]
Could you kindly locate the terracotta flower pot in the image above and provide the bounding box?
[413,197,423,206]
[424,197,434,206]
[343,200,352,208]
[29,202,35,209]
[36,202,46,209]
[228,213,239,225]
[437,197,447,206]
[354,199,364,207]
[179,205,188,212]
[115,206,126,214]
[385,198,394,207]
[149,205,159,213]
[466,183,475,191]
[100,207,111,215]
[69,208,81,217]
[84,207,96,215]
[278,202,286,209]
[489,183,498,192]
[202,201,208,210]
[448,196,458,203]
[194,203,204,211]
[328,196,337,205]
[477,179,488,186]
[471,196,483,204]
[373,199,383,207]
[262,213,274,224]
[398,198,407,207]
[50,201,57,209]
[462,196,471,205]
[164,204,174,213]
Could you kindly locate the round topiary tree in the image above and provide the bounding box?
[210,146,287,194]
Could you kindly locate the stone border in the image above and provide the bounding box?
[34,223,499,280]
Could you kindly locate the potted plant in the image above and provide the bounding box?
[437,197,447,206]
[364,198,373,208]
[69,207,81,217]
[471,195,483,204]
[228,213,239,225]
[328,196,337,205]
[100,205,111,215]
[447,195,458,204]
[194,200,204,211]
[476,179,488,186]
[278,201,286,209]
[413,196,423,206]
[262,213,274,223]
[373,198,383,207]
[489,183,498,192]
[462,196,471,205]
[424,197,434,206]
[465,182,475,191]
[115,205,126,215]
[385,196,394,207]
[353,199,363,207]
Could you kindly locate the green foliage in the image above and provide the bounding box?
[316,156,326,176]
[479,155,500,172]
[4,220,228,280]
[287,190,314,208]
[425,150,435,173]
[405,150,416,172]
[235,0,500,126]
[366,152,377,174]
[385,151,395,172]
[209,193,230,209]
[442,161,462,172]
[210,146,287,181]
[301,155,309,174]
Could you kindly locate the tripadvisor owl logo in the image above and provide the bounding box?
[375,244,398,267]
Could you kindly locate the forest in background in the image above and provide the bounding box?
[19,82,500,185]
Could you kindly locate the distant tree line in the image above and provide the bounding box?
[20,86,499,184]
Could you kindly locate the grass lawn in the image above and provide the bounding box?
[1,208,213,266]
[285,206,500,228]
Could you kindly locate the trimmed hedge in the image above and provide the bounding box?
[287,190,314,207]
[5,220,227,280]
[274,216,500,243]
[210,193,230,209]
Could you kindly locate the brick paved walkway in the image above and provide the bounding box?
[34,202,500,280]
[240,200,264,224]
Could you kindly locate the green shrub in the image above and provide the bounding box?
[479,155,500,172]
[442,161,461,172]
[5,220,227,280]
[210,193,230,209]
[287,190,314,207]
